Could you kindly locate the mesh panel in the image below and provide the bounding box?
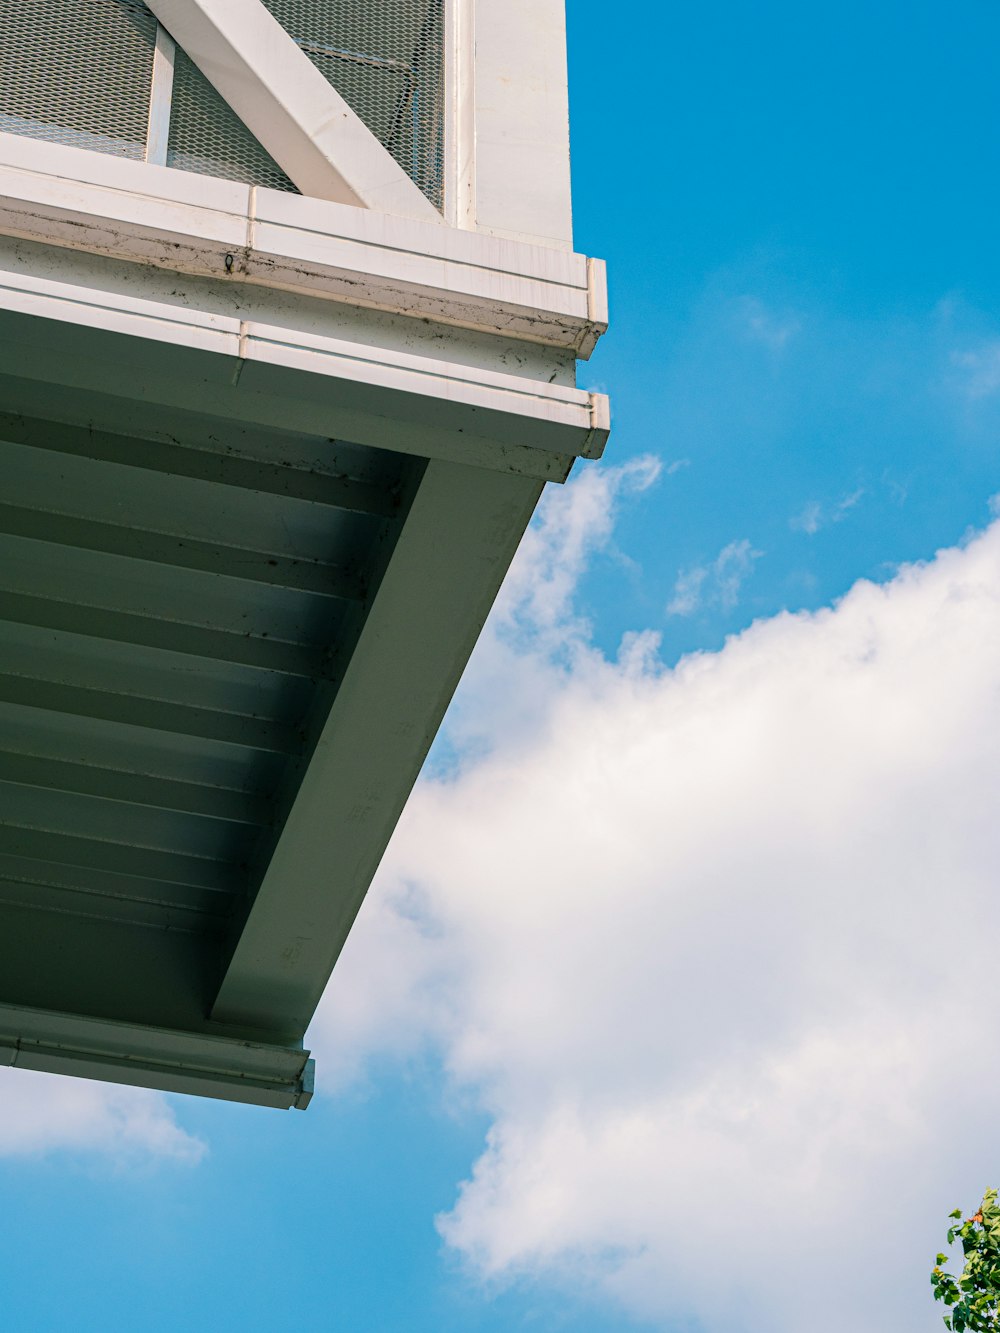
[0,0,157,161]
[166,48,296,193]
[0,1,444,204]
[262,0,444,210]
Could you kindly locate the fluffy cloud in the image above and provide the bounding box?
[315,461,1000,1332]
[0,1066,205,1163]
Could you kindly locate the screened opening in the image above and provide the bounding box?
[166,47,295,192]
[0,0,158,162]
[0,0,445,208]
[261,0,445,209]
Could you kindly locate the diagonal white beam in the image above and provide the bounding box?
[144,0,442,222]
[211,460,545,1033]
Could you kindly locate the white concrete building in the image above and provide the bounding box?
[0,0,608,1107]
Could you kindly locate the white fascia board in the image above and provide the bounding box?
[0,247,610,462]
[242,321,608,450]
[253,192,609,359]
[144,0,441,223]
[0,133,608,357]
[0,263,238,355]
[0,1002,313,1108]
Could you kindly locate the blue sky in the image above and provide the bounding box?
[570,0,1000,666]
[4,3,1000,1331]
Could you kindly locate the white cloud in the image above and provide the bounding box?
[0,1066,205,1163]
[713,537,762,608]
[737,296,801,350]
[313,464,1000,1332]
[952,342,1000,398]
[790,498,824,535]
[664,563,707,616]
[667,537,762,616]
[791,488,865,535]
[502,453,661,646]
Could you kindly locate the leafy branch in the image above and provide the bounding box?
[932,1190,1000,1331]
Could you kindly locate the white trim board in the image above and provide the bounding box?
[0,240,608,481]
[0,133,607,357]
[0,257,607,452]
[0,1001,313,1109]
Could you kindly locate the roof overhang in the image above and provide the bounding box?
[0,134,608,1109]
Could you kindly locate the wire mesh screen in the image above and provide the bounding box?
[0,0,158,161]
[166,49,295,193]
[261,0,445,210]
[0,0,445,208]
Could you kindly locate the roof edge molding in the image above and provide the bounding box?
[0,132,608,359]
[144,0,442,222]
[0,1003,314,1109]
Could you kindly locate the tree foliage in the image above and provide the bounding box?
[932,1191,1000,1331]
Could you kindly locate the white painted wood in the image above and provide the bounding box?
[0,237,609,467]
[241,319,600,433]
[448,0,477,230]
[0,251,604,443]
[472,0,574,249]
[251,187,587,289]
[145,25,177,167]
[0,133,607,355]
[0,260,240,354]
[143,0,442,221]
[0,128,246,215]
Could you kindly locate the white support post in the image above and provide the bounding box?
[446,0,476,230]
[145,25,176,167]
[471,0,574,249]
